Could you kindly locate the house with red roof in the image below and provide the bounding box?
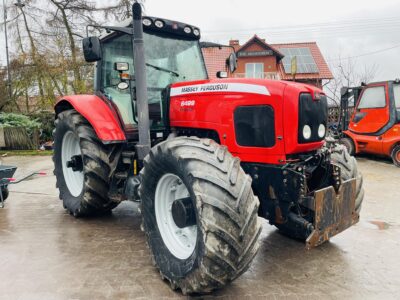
[201,35,333,88]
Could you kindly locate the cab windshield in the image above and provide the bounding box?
[100,32,208,128]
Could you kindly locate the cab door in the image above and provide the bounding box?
[349,84,389,134]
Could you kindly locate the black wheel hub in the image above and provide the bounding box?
[66,155,83,172]
[171,197,196,228]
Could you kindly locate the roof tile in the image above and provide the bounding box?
[201,47,234,79]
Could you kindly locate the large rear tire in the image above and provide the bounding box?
[140,137,262,294]
[53,109,121,217]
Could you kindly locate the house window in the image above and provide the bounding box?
[245,63,264,78]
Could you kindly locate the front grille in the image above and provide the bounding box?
[234,105,275,147]
[298,93,328,143]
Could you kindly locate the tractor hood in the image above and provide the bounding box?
[169,78,326,164]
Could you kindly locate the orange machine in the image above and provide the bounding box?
[339,80,400,167]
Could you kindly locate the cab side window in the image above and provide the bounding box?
[101,35,136,127]
[394,84,400,109]
[394,84,400,122]
[357,86,386,109]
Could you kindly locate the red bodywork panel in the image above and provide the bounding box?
[55,95,126,142]
[169,78,325,164]
[345,125,400,156]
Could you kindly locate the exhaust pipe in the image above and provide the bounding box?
[132,1,151,160]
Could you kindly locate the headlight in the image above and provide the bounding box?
[183,26,192,34]
[318,124,326,138]
[154,20,164,28]
[303,125,312,140]
[193,28,200,36]
[142,18,152,26]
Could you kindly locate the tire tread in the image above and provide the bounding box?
[140,137,261,294]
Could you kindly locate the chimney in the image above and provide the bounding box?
[229,39,240,47]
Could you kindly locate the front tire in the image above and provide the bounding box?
[391,145,400,167]
[339,136,355,156]
[140,137,261,294]
[53,109,121,217]
[331,144,364,213]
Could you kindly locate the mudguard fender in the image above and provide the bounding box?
[55,95,126,142]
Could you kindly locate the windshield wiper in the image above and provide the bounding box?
[146,63,179,77]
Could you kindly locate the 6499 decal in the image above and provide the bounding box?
[180,100,196,107]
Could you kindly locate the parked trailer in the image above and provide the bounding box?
[0,166,46,208]
[0,165,17,207]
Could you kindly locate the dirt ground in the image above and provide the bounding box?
[0,154,399,300]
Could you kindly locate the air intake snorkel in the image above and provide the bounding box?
[132,1,151,161]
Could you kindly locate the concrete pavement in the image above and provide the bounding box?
[0,155,399,299]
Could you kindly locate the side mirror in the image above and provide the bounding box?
[82,36,102,62]
[216,71,228,78]
[227,52,238,73]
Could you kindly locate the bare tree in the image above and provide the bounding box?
[325,56,379,107]
[1,0,136,112]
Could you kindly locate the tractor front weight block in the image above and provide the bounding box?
[305,178,359,249]
[242,147,361,248]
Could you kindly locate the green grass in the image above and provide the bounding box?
[0,150,53,156]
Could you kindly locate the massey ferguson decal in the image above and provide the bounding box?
[170,83,271,97]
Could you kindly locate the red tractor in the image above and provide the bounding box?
[338,80,400,166]
[53,2,364,294]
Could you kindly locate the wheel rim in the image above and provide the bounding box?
[396,150,400,162]
[155,173,197,260]
[61,131,84,197]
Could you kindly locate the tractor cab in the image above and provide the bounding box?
[339,79,400,166]
[349,80,400,134]
[84,17,210,136]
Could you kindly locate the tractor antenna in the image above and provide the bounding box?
[132,0,151,161]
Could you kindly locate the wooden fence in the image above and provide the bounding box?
[328,107,354,125]
[0,127,39,150]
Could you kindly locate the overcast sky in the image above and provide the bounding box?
[1,0,400,82]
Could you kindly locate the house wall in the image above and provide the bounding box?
[236,56,278,74]
[235,43,279,75]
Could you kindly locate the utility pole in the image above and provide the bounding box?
[2,0,12,100]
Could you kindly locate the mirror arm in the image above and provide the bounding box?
[86,24,134,37]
